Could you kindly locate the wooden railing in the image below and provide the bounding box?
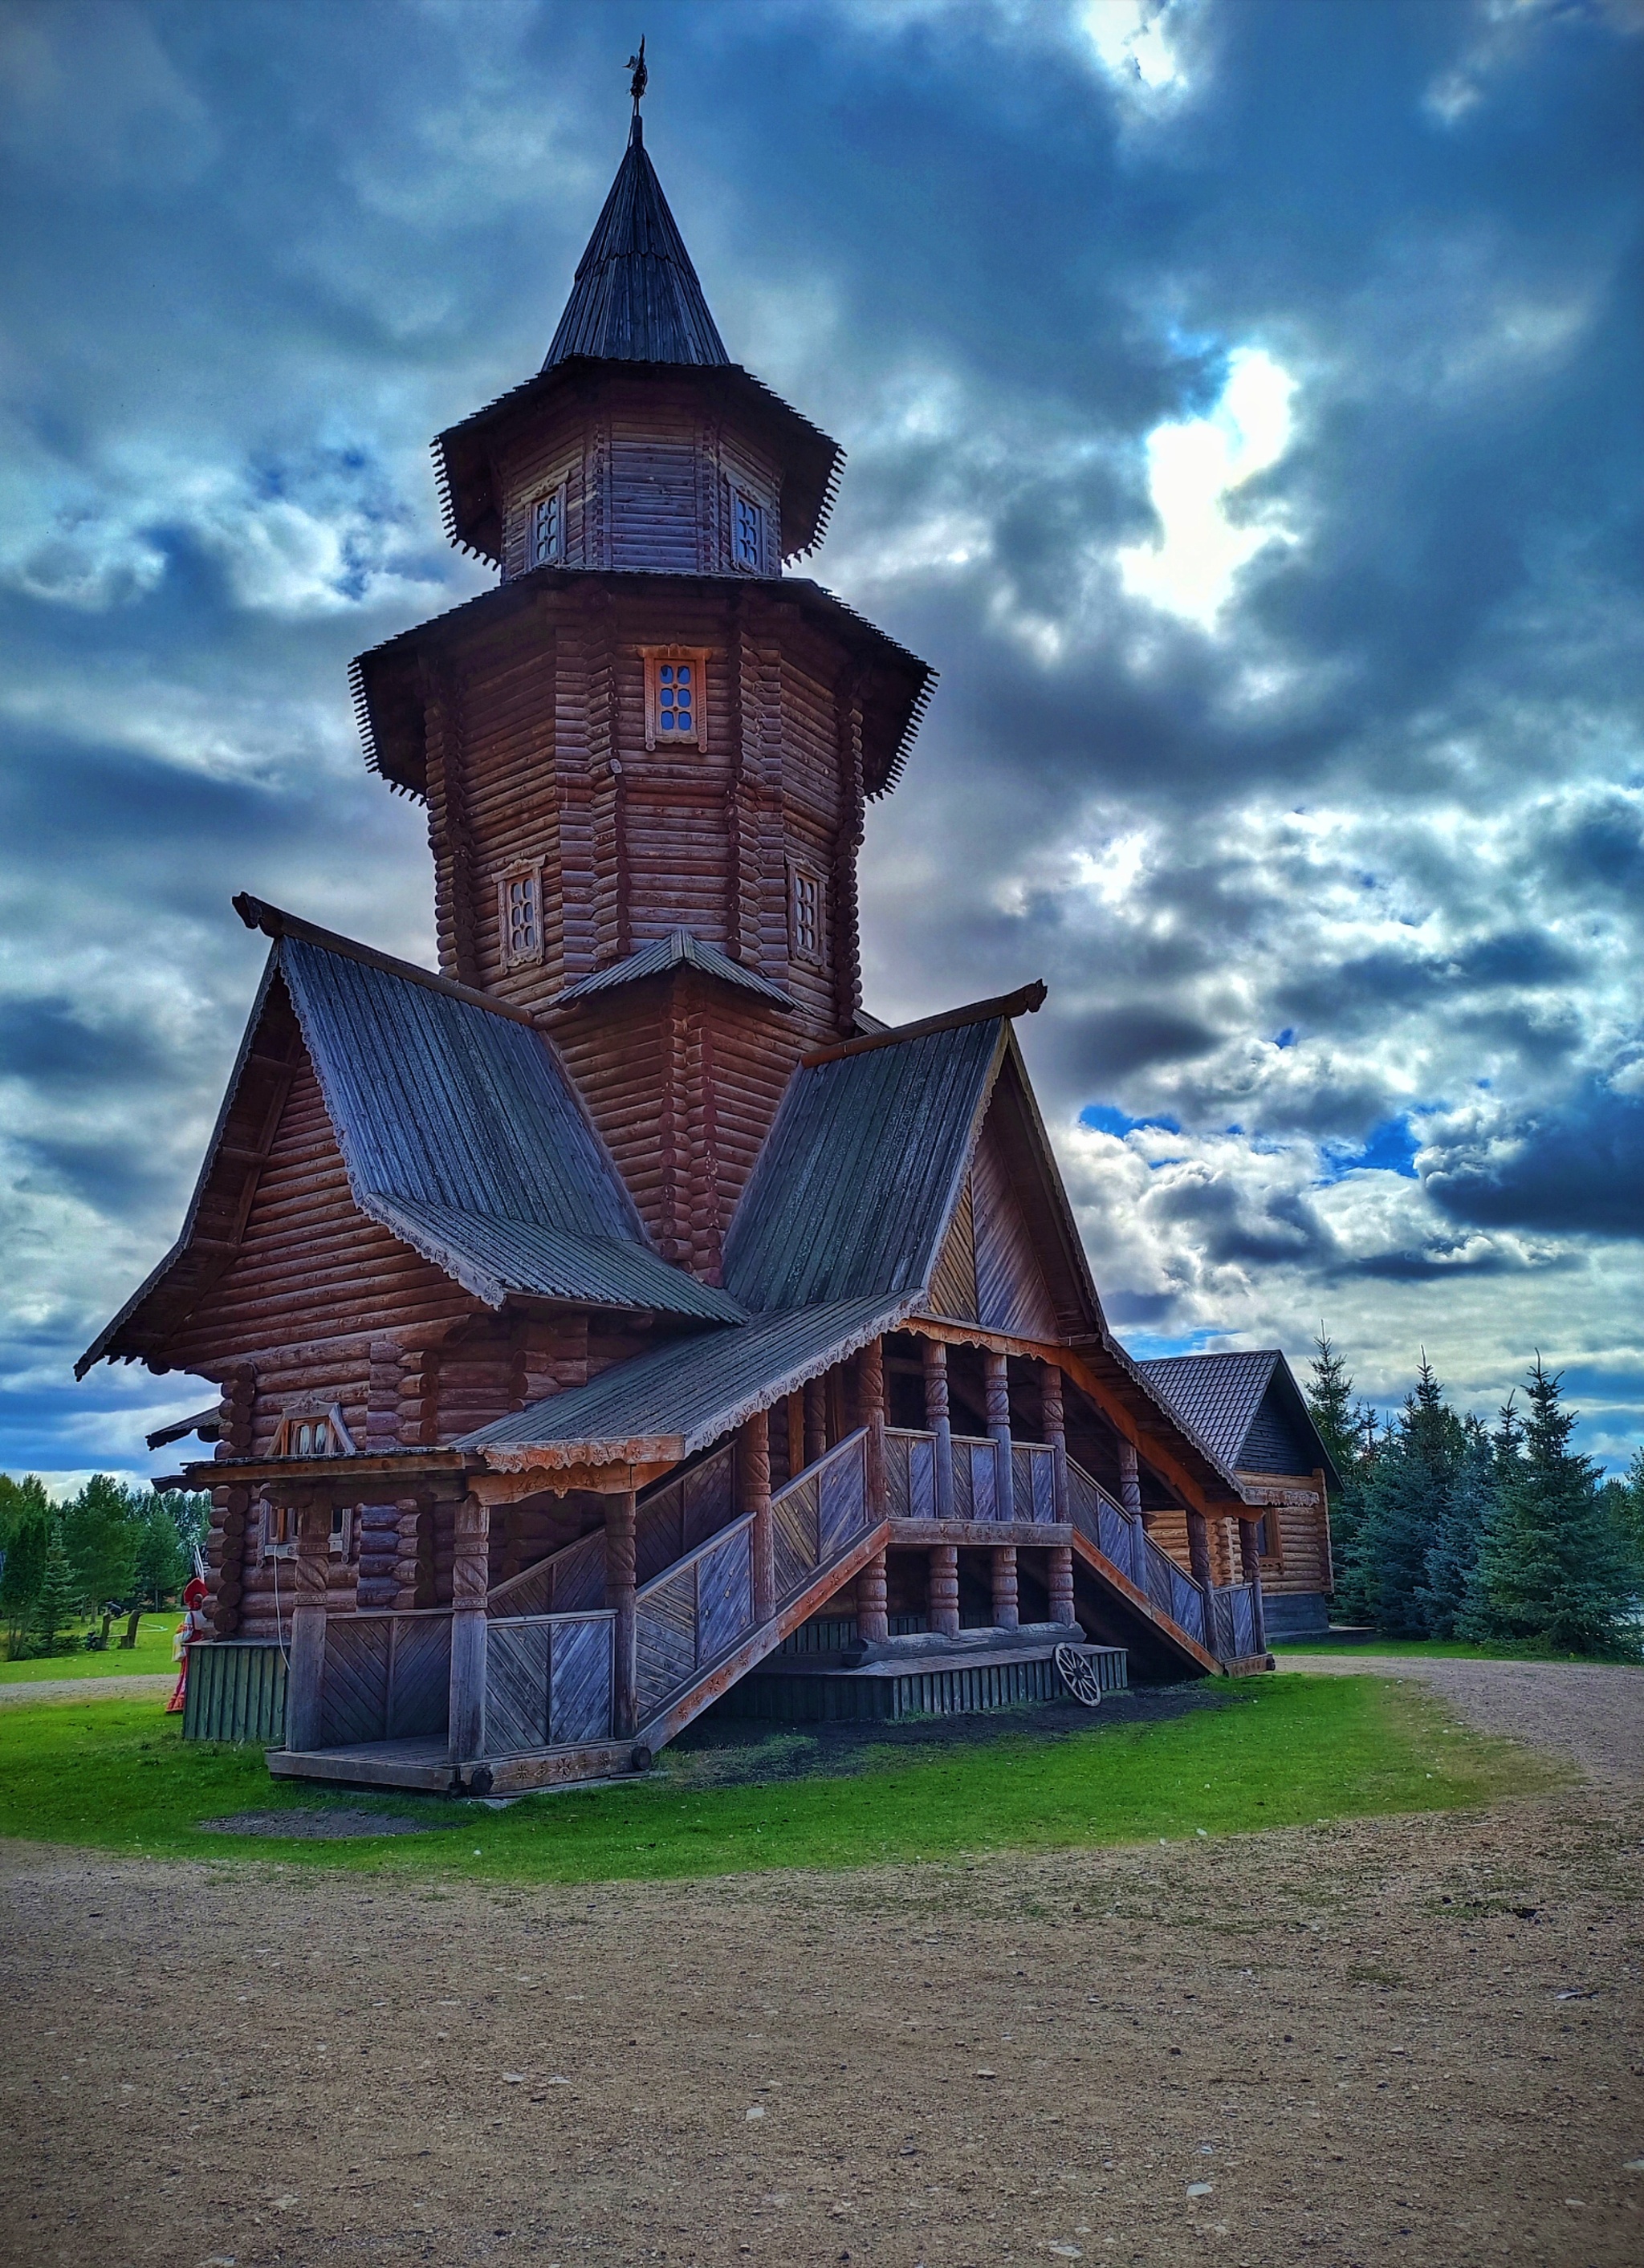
[486,1440,738,1619]
[882,1429,1059,1522]
[317,1608,452,1748]
[484,1610,615,1752]
[633,1428,871,1728]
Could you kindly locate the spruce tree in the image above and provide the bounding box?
[30,1522,83,1657]
[62,1474,140,1615]
[1349,1356,1462,1636]
[1419,1415,1495,1636]
[1306,1330,1376,1620]
[1460,1361,1639,1656]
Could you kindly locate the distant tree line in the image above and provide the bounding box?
[0,1474,210,1659]
[1304,1336,1643,1659]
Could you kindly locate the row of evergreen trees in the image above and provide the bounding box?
[1304,1339,1643,1657]
[0,1473,210,1658]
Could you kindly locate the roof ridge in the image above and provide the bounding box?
[551,927,793,1013]
[799,981,1046,1069]
[233,894,540,1028]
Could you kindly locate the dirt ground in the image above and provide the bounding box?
[2,1668,1642,2268]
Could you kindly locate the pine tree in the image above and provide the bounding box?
[132,1494,189,1608]
[61,1474,140,1617]
[30,1522,83,1658]
[1611,1445,1644,1573]
[1460,1360,1640,1656]
[1419,1415,1495,1636]
[0,1514,48,1656]
[1347,1356,1463,1636]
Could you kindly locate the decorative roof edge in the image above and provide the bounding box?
[800,981,1046,1069]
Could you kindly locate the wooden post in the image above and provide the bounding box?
[857,1551,889,1644]
[991,1545,1019,1632]
[929,1542,960,1637]
[1117,1436,1147,1585]
[859,1336,887,1528]
[922,1337,954,1518]
[605,1490,639,1737]
[1186,1508,1214,1590]
[983,1347,1013,1520]
[1238,1517,1268,1655]
[1048,1542,1076,1628]
[787,1391,805,1486]
[1040,1360,1068,1522]
[804,1374,828,1466]
[283,1494,330,1753]
[448,1490,490,1763]
[743,1410,774,1623]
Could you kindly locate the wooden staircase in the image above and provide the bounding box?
[269,1427,1266,1795]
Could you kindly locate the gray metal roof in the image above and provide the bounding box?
[722,1016,1006,1312]
[1138,1351,1341,1492]
[543,118,728,369]
[279,937,742,1322]
[555,929,792,1013]
[461,1295,906,1467]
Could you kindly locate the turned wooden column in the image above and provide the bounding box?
[604,1490,639,1737]
[283,1494,331,1754]
[1048,1542,1076,1627]
[1117,1436,1147,1584]
[1237,1515,1268,1655]
[929,1542,960,1638]
[1186,1508,1214,1590]
[991,1545,1019,1632]
[742,1410,774,1624]
[859,1336,887,1526]
[922,1337,955,1518]
[1040,1360,1069,1522]
[983,1348,1013,1520]
[447,1491,490,1763]
[857,1551,889,1644]
[804,1375,828,1465]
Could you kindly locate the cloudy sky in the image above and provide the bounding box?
[2,0,1641,1490]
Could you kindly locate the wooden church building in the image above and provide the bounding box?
[82,87,1292,1792]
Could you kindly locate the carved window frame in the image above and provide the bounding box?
[787,858,825,967]
[641,647,707,752]
[529,482,568,569]
[497,860,545,971]
[731,487,766,574]
[270,1403,356,1461]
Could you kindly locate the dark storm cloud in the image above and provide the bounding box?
[2,0,1642,1474]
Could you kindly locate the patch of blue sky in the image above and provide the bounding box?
[1273,1028,1296,1049]
[1317,1114,1422,1182]
[1117,1326,1223,1361]
[1079,1102,1182,1138]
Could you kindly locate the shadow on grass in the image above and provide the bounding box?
[0,1672,1565,1888]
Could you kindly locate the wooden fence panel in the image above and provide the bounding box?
[486,1621,551,1753]
[817,1433,868,1557]
[550,1615,614,1744]
[696,1522,754,1664]
[387,1614,450,1738]
[183,1640,287,1745]
[771,1470,819,1595]
[636,1567,698,1721]
[319,1616,391,1747]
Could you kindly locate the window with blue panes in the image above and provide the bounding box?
[644,651,706,750]
[733,490,764,572]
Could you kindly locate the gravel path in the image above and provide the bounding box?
[1280,1655,1644,1782]
[0,1673,173,1709]
[2,1788,1640,2267]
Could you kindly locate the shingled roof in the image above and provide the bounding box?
[544,116,728,369]
[1139,1350,1341,1491]
[79,922,742,1374]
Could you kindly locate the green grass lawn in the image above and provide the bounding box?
[1270,1635,1642,1664]
[0,1615,180,1683]
[0,1673,1559,1886]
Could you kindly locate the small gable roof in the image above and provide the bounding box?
[1139,1350,1341,1492]
[79,920,741,1374]
[460,1295,905,1469]
[554,929,792,1013]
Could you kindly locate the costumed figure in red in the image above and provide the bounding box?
[166,1576,210,1715]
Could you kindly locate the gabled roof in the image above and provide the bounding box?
[722,1013,1007,1312]
[460,1296,905,1469]
[544,116,728,369]
[555,929,792,1013]
[1139,1350,1341,1492]
[79,922,742,1374]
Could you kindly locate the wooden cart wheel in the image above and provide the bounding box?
[1055,1644,1104,1708]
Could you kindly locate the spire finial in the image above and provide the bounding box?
[626,36,648,129]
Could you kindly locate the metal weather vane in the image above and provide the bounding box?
[627,36,648,115]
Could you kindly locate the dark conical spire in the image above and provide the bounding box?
[543,115,730,369]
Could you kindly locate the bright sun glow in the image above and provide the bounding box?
[1117,346,1298,628]
[1080,0,1186,93]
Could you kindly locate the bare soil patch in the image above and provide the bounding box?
[1281,1656,1644,1782]
[3,1776,1641,2267]
[0,1673,173,1709]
